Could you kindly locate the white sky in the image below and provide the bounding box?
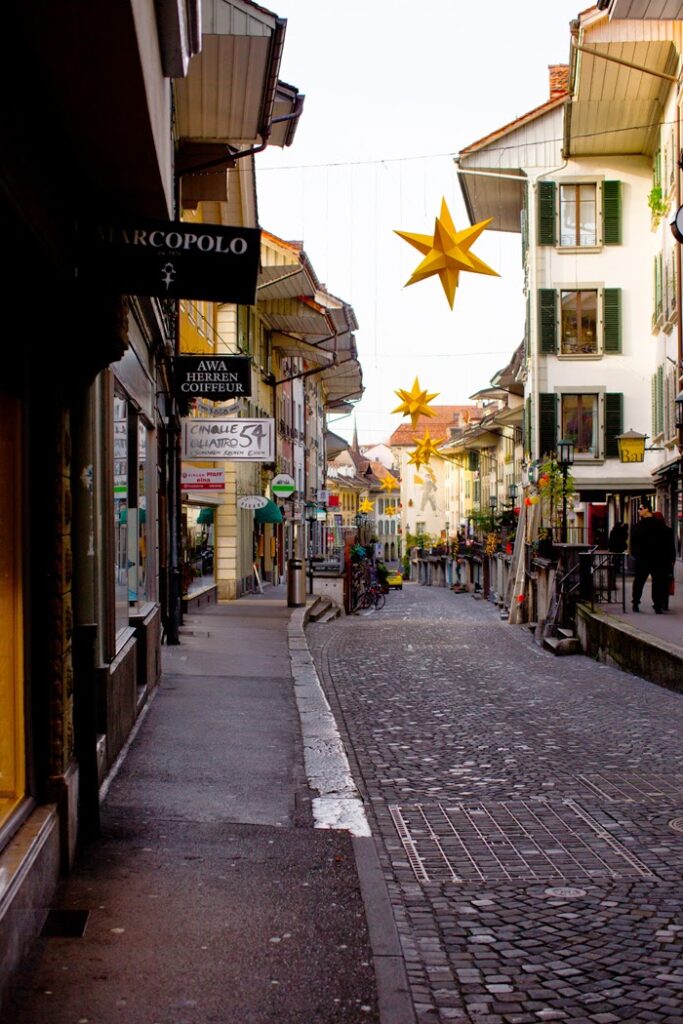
[257,0,584,444]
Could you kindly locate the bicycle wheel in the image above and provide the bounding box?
[357,590,373,609]
[373,592,386,610]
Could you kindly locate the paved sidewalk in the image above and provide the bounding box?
[601,558,683,650]
[1,587,390,1024]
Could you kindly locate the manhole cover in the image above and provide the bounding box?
[389,800,657,885]
[544,886,586,898]
[669,817,683,834]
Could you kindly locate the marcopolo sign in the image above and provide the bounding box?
[182,418,274,462]
[174,355,251,399]
[78,219,261,304]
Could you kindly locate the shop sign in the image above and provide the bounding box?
[181,418,274,462]
[317,489,329,504]
[78,219,261,303]
[174,355,251,399]
[271,473,296,497]
[181,467,225,491]
[238,495,268,510]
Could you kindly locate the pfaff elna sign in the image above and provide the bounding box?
[77,219,261,304]
[173,355,252,399]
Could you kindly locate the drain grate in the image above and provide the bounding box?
[41,909,90,938]
[389,800,656,885]
[578,772,683,803]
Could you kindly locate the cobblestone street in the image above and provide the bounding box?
[308,582,683,1024]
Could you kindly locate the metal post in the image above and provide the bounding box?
[561,464,568,544]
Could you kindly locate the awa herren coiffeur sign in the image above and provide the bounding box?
[173,355,251,399]
[77,219,261,304]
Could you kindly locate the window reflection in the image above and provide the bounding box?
[562,394,598,455]
[561,290,598,354]
[560,183,597,247]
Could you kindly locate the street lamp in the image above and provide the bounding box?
[305,503,318,594]
[489,494,497,531]
[556,438,575,543]
[507,482,518,505]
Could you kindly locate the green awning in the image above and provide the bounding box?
[197,507,214,524]
[254,499,283,524]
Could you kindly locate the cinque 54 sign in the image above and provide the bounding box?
[78,219,261,303]
[181,418,274,462]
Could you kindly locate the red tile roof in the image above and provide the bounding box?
[389,406,482,446]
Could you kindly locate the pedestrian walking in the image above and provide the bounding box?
[631,500,670,613]
[653,510,676,611]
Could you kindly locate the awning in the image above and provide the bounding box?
[197,507,214,524]
[254,499,283,524]
[271,333,334,368]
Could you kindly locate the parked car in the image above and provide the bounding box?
[386,570,403,590]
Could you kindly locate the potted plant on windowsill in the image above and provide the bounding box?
[648,185,668,220]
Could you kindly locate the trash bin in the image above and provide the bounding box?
[287,558,306,607]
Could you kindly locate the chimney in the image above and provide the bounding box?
[548,64,570,100]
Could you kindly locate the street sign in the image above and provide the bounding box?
[238,496,269,510]
[271,473,296,497]
[181,418,274,462]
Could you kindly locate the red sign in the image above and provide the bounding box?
[328,494,340,507]
[181,467,225,490]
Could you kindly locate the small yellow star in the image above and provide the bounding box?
[395,199,499,309]
[392,377,439,428]
[407,448,424,471]
[380,473,397,492]
[385,505,397,517]
[359,498,374,514]
[413,429,442,466]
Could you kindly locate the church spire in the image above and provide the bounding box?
[352,416,359,453]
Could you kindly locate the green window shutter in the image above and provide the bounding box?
[539,393,557,457]
[651,373,657,436]
[654,150,662,190]
[537,181,556,245]
[521,204,529,264]
[524,293,531,357]
[468,450,479,472]
[602,181,622,244]
[604,393,623,458]
[525,396,532,457]
[538,289,557,353]
[603,288,622,353]
[657,365,664,435]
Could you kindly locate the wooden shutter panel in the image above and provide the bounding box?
[539,393,557,457]
[524,293,531,357]
[525,396,532,457]
[538,289,557,353]
[602,181,622,244]
[468,450,479,472]
[537,181,556,245]
[603,288,621,353]
[604,393,623,458]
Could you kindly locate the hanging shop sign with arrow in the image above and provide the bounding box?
[77,219,261,303]
[173,355,252,399]
[182,418,274,462]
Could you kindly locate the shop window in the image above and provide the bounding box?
[0,396,25,827]
[113,392,129,634]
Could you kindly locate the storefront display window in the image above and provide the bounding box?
[113,393,129,634]
[0,397,25,827]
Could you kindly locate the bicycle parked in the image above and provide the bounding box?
[354,581,386,611]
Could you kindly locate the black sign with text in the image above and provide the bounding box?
[173,355,252,399]
[77,219,261,303]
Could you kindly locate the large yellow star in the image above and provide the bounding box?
[414,428,442,466]
[380,473,397,492]
[359,498,374,514]
[407,448,424,471]
[392,377,439,428]
[395,199,499,309]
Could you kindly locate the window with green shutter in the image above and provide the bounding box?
[602,181,622,245]
[604,393,623,458]
[656,365,664,435]
[654,253,663,324]
[539,393,557,457]
[603,288,621,352]
[538,289,557,353]
[525,395,532,457]
[524,293,531,357]
[468,450,479,472]
[537,181,556,245]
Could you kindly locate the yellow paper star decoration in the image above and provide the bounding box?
[359,498,374,514]
[380,473,397,492]
[392,377,439,429]
[407,448,424,471]
[414,429,441,466]
[385,505,397,517]
[395,198,499,309]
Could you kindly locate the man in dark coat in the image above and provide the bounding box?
[631,500,670,613]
